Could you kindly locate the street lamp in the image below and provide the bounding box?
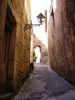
[37,13,46,25]
[24,13,46,30]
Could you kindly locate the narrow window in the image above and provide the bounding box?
[50,8,55,25]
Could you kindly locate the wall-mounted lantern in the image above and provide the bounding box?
[37,13,46,25]
[24,13,46,30]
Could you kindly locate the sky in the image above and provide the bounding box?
[31,0,50,23]
[31,0,51,48]
[31,0,47,19]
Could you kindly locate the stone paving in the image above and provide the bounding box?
[11,63,75,100]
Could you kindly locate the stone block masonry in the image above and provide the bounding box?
[0,0,31,92]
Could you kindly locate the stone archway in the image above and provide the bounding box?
[34,45,41,63]
[33,34,49,64]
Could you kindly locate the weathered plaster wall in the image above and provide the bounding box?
[48,0,75,84]
[67,0,75,65]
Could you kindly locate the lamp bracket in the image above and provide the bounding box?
[24,24,40,30]
[24,13,46,30]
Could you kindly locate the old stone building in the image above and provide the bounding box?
[48,0,75,84]
[33,34,49,64]
[0,0,31,92]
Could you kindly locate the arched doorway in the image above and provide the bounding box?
[34,46,41,63]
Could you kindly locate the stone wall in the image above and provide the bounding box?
[30,32,33,63]
[0,0,31,92]
[8,0,31,90]
[0,0,7,92]
[33,34,49,64]
[48,0,75,84]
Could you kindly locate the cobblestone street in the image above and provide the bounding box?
[11,63,75,100]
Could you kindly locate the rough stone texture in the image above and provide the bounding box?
[8,0,31,90]
[0,0,31,92]
[48,0,75,85]
[30,32,33,63]
[33,34,49,64]
[11,63,75,100]
[0,0,8,92]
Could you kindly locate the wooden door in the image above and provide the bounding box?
[4,31,10,86]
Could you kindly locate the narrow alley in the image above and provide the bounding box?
[1,0,75,100]
[11,63,75,100]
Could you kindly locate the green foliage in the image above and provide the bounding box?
[33,51,37,62]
